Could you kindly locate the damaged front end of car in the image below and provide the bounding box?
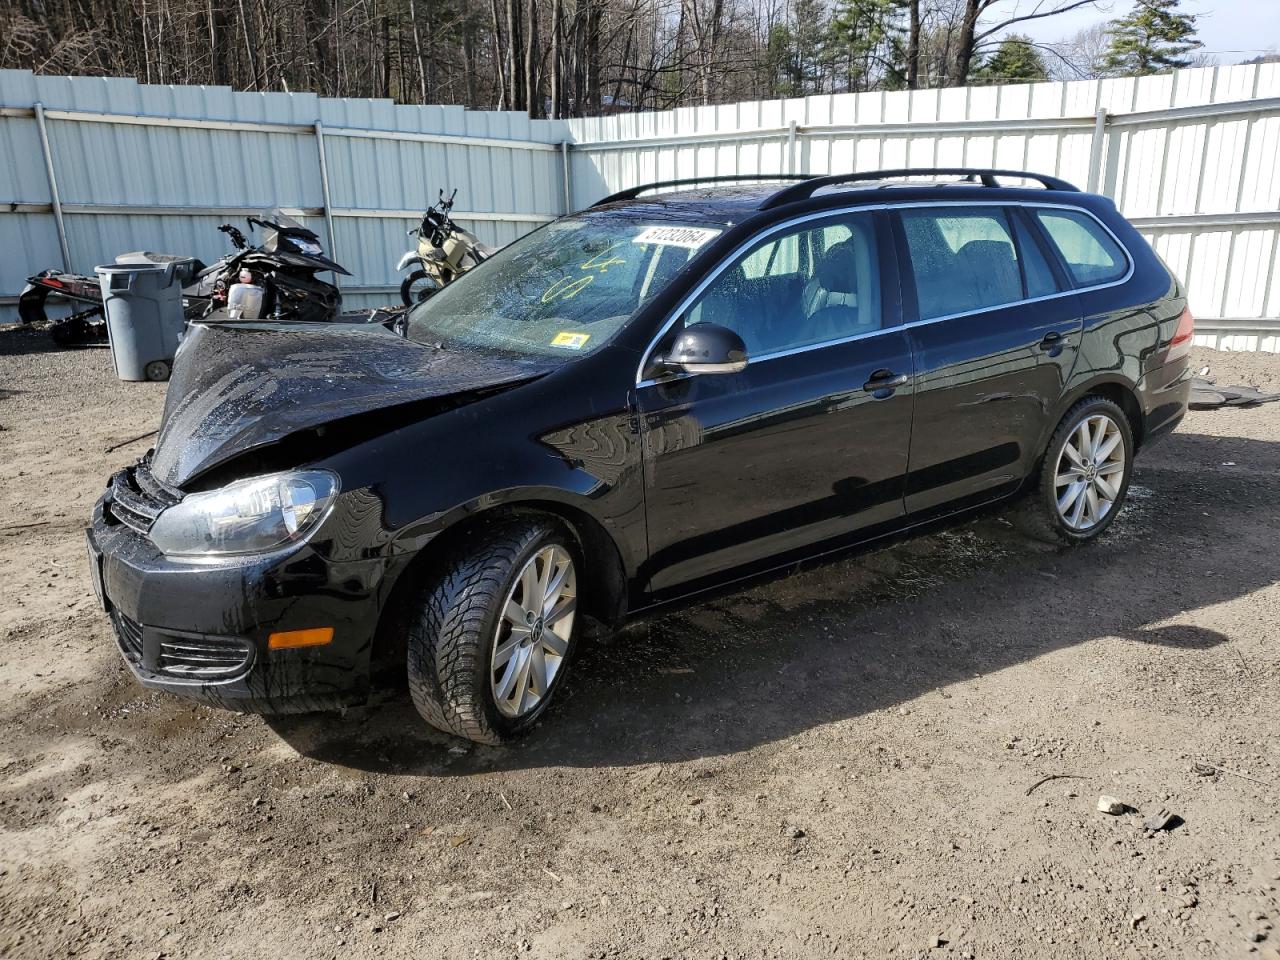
[88,319,552,713]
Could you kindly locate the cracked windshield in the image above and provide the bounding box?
[404,214,722,359]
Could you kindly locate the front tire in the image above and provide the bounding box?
[1026,396,1134,544]
[407,519,580,744]
[399,270,439,306]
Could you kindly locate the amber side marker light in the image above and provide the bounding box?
[268,627,334,650]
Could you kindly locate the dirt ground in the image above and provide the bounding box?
[1,326,1278,960]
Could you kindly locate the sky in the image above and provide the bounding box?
[985,0,1280,63]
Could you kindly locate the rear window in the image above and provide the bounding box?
[1035,209,1129,288]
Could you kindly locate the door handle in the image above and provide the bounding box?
[1039,331,1064,351]
[862,369,909,393]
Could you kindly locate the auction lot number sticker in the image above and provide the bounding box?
[632,226,721,249]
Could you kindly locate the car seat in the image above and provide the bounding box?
[953,240,1021,311]
[801,238,877,343]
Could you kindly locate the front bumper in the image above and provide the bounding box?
[88,488,395,714]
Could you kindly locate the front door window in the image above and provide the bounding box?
[683,212,882,358]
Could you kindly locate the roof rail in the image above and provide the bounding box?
[593,173,815,207]
[759,167,1080,210]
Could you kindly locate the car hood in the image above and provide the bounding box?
[151,321,550,487]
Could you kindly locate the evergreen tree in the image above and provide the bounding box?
[829,0,909,92]
[765,24,803,97]
[973,35,1048,84]
[791,0,834,95]
[1102,0,1202,76]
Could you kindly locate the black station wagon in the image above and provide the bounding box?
[87,167,1194,744]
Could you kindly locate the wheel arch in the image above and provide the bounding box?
[1046,376,1145,454]
[368,496,631,688]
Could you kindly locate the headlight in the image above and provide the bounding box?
[150,470,339,558]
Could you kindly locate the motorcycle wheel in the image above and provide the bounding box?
[400,270,440,306]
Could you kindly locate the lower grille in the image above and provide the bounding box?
[109,611,253,679]
[110,611,144,663]
[157,635,253,678]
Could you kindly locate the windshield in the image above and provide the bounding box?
[404,211,723,360]
[259,208,307,232]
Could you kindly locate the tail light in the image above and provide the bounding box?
[1168,306,1195,362]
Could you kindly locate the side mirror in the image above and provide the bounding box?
[662,323,748,376]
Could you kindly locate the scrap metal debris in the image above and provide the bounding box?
[1190,367,1280,410]
[104,429,158,453]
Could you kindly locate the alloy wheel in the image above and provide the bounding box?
[1054,413,1126,531]
[490,544,576,718]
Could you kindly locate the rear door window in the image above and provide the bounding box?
[899,207,1026,320]
[1034,209,1129,288]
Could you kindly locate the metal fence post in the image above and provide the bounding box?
[1087,107,1109,194]
[560,140,572,214]
[313,120,339,281]
[787,120,798,174]
[34,102,71,271]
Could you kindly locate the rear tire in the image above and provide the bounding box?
[407,518,581,744]
[1021,396,1134,544]
[48,315,87,347]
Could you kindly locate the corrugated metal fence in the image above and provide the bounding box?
[568,64,1280,351]
[3,65,1279,349]
[0,69,570,318]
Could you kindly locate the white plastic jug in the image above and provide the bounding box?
[227,283,265,320]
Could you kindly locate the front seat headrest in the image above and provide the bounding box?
[814,239,860,295]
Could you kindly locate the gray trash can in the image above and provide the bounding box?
[95,260,191,382]
[113,251,203,287]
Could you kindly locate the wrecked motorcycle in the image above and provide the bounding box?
[193,210,350,322]
[397,189,494,305]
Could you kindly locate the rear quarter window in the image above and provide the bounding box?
[1035,209,1129,288]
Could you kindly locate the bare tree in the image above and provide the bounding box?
[949,0,1101,87]
[0,0,1154,118]
[1049,20,1109,79]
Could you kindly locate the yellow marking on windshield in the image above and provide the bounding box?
[579,242,626,274]
[538,241,625,304]
[541,275,593,303]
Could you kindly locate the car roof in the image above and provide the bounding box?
[589,184,777,223]
[588,169,1091,223]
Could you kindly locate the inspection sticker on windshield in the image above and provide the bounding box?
[550,331,590,350]
[632,226,721,249]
